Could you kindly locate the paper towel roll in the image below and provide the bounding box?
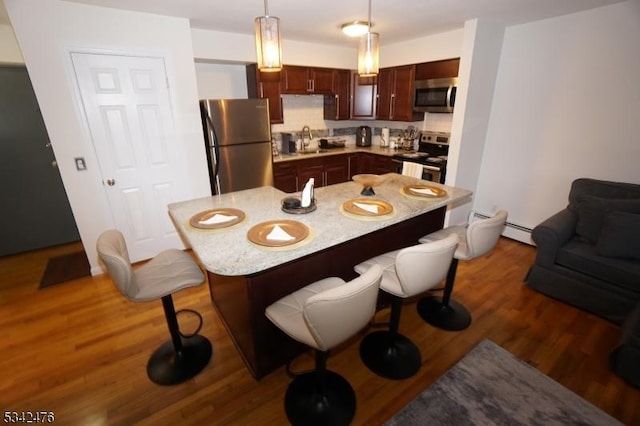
[381,128,390,147]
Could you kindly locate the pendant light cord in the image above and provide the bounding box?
[368,0,372,31]
[264,0,269,17]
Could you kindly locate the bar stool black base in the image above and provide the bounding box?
[417,296,471,331]
[147,335,212,385]
[359,330,421,380]
[284,370,356,426]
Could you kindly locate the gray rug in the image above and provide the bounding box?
[385,339,621,426]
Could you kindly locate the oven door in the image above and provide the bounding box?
[393,160,444,183]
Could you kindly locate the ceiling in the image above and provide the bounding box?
[0,0,629,46]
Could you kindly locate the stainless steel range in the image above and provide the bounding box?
[392,131,450,183]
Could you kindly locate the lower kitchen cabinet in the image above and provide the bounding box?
[273,154,350,193]
[273,162,298,193]
[359,152,395,175]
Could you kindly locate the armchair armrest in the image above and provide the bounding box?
[531,208,577,267]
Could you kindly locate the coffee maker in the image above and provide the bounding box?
[356,126,372,147]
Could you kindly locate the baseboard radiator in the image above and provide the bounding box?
[471,211,534,245]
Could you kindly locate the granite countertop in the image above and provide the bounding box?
[168,173,472,276]
[273,145,398,162]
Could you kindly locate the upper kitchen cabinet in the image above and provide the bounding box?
[281,65,334,95]
[323,69,351,121]
[351,72,377,120]
[376,65,422,122]
[246,64,283,124]
[415,58,460,80]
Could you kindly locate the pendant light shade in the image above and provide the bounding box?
[255,0,282,72]
[358,32,379,77]
[358,0,379,77]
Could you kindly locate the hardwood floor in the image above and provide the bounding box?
[1,238,638,425]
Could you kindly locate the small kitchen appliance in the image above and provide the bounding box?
[356,126,372,147]
[413,78,457,113]
[280,132,295,154]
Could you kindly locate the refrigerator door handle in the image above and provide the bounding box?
[204,112,222,195]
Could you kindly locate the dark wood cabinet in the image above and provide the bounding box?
[347,154,360,179]
[359,153,395,175]
[323,69,351,120]
[297,162,325,188]
[351,72,377,120]
[273,162,298,193]
[273,154,351,192]
[376,65,422,122]
[323,156,349,185]
[246,64,283,124]
[281,65,334,95]
[415,58,460,80]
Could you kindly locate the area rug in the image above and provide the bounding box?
[385,339,621,425]
[39,251,90,289]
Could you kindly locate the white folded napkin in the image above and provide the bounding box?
[199,213,238,225]
[411,187,438,196]
[353,201,379,214]
[266,225,295,241]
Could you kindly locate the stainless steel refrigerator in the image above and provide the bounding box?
[200,98,273,195]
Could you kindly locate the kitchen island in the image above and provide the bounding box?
[168,173,471,379]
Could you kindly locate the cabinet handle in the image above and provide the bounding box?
[390,93,396,119]
[295,176,299,192]
[335,94,340,119]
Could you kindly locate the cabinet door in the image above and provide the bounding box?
[246,64,283,124]
[273,162,298,193]
[347,154,360,179]
[415,58,460,80]
[391,65,421,122]
[282,65,311,94]
[359,153,374,174]
[351,72,377,120]
[310,68,334,94]
[298,164,325,190]
[324,156,349,186]
[376,67,393,120]
[377,65,421,122]
[323,69,350,120]
[372,155,395,175]
[260,81,283,124]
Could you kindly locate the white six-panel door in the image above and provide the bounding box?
[71,52,183,261]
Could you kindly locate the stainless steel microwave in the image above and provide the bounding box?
[413,77,457,113]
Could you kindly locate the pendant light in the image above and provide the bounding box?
[358,0,379,77]
[255,0,283,72]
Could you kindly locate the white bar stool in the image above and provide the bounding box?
[97,229,212,385]
[354,234,459,380]
[418,210,508,330]
[265,265,383,426]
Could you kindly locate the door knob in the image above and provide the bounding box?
[106,179,116,186]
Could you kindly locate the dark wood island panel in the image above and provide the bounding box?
[207,207,446,379]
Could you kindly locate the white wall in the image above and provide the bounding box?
[194,62,249,99]
[381,29,464,67]
[5,0,211,274]
[446,19,505,226]
[472,0,640,243]
[0,24,23,63]
[191,28,356,69]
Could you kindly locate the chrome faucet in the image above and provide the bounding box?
[301,125,313,152]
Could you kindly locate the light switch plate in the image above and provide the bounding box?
[75,157,87,171]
